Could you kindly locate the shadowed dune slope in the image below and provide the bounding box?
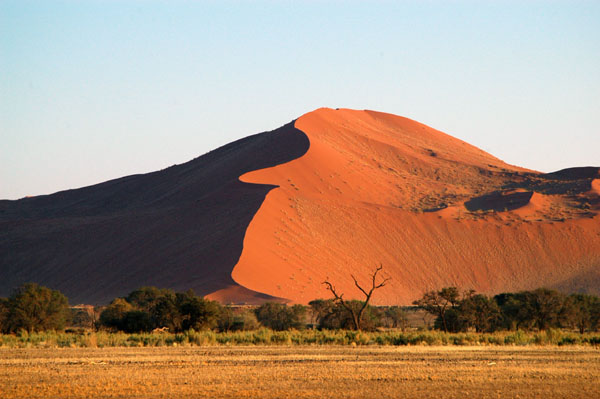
[0,122,309,304]
[233,108,600,304]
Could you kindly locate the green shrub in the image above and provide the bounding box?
[504,330,531,345]
[3,283,71,333]
[255,303,306,331]
[218,307,260,332]
[558,336,580,346]
[585,336,600,345]
[99,298,134,331]
[270,331,292,344]
[121,311,153,333]
[392,334,409,346]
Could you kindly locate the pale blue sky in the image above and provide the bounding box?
[1,1,599,199]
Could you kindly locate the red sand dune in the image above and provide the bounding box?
[231,108,600,304]
[1,108,599,305]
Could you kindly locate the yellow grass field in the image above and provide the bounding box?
[1,346,599,398]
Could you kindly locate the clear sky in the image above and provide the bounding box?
[1,1,599,200]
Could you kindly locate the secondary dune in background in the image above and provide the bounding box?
[233,108,600,304]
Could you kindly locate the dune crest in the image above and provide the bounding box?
[232,108,600,304]
[2,108,598,305]
[0,122,309,304]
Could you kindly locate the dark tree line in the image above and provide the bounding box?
[99,288,311,333]
[99,287,225,333]
[413,287,600,333]
[2,283,599,334]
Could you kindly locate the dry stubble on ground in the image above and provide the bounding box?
[1,346,599,398]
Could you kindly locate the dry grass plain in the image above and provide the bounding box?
[1,346,599,398]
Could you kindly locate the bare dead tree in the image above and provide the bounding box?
[323,265,391,330]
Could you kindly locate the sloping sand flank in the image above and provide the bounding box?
[590,179,600,195]
[232,108,600,304]
[0,122,310,304]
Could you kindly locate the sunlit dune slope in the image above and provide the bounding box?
[233,108,600,304]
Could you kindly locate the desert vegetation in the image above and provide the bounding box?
[323,264,390,330]
[1,283,600,348]
[0,283,71,333]
[413,287,600,334]
[2,283,600,399]
[3,326,600,349]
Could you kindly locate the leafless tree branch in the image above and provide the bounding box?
[322,265,391,330]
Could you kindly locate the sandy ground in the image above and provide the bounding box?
[1,346,599,398]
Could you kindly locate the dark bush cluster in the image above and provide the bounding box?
[99,287,223,333]
[0,283,71,333]
[413,287,600,333]
[218,306,260,332]
[254,302,306,331]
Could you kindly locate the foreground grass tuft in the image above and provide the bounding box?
[2,329,600,348]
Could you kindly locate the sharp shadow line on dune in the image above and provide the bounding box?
[0,122,310,304]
